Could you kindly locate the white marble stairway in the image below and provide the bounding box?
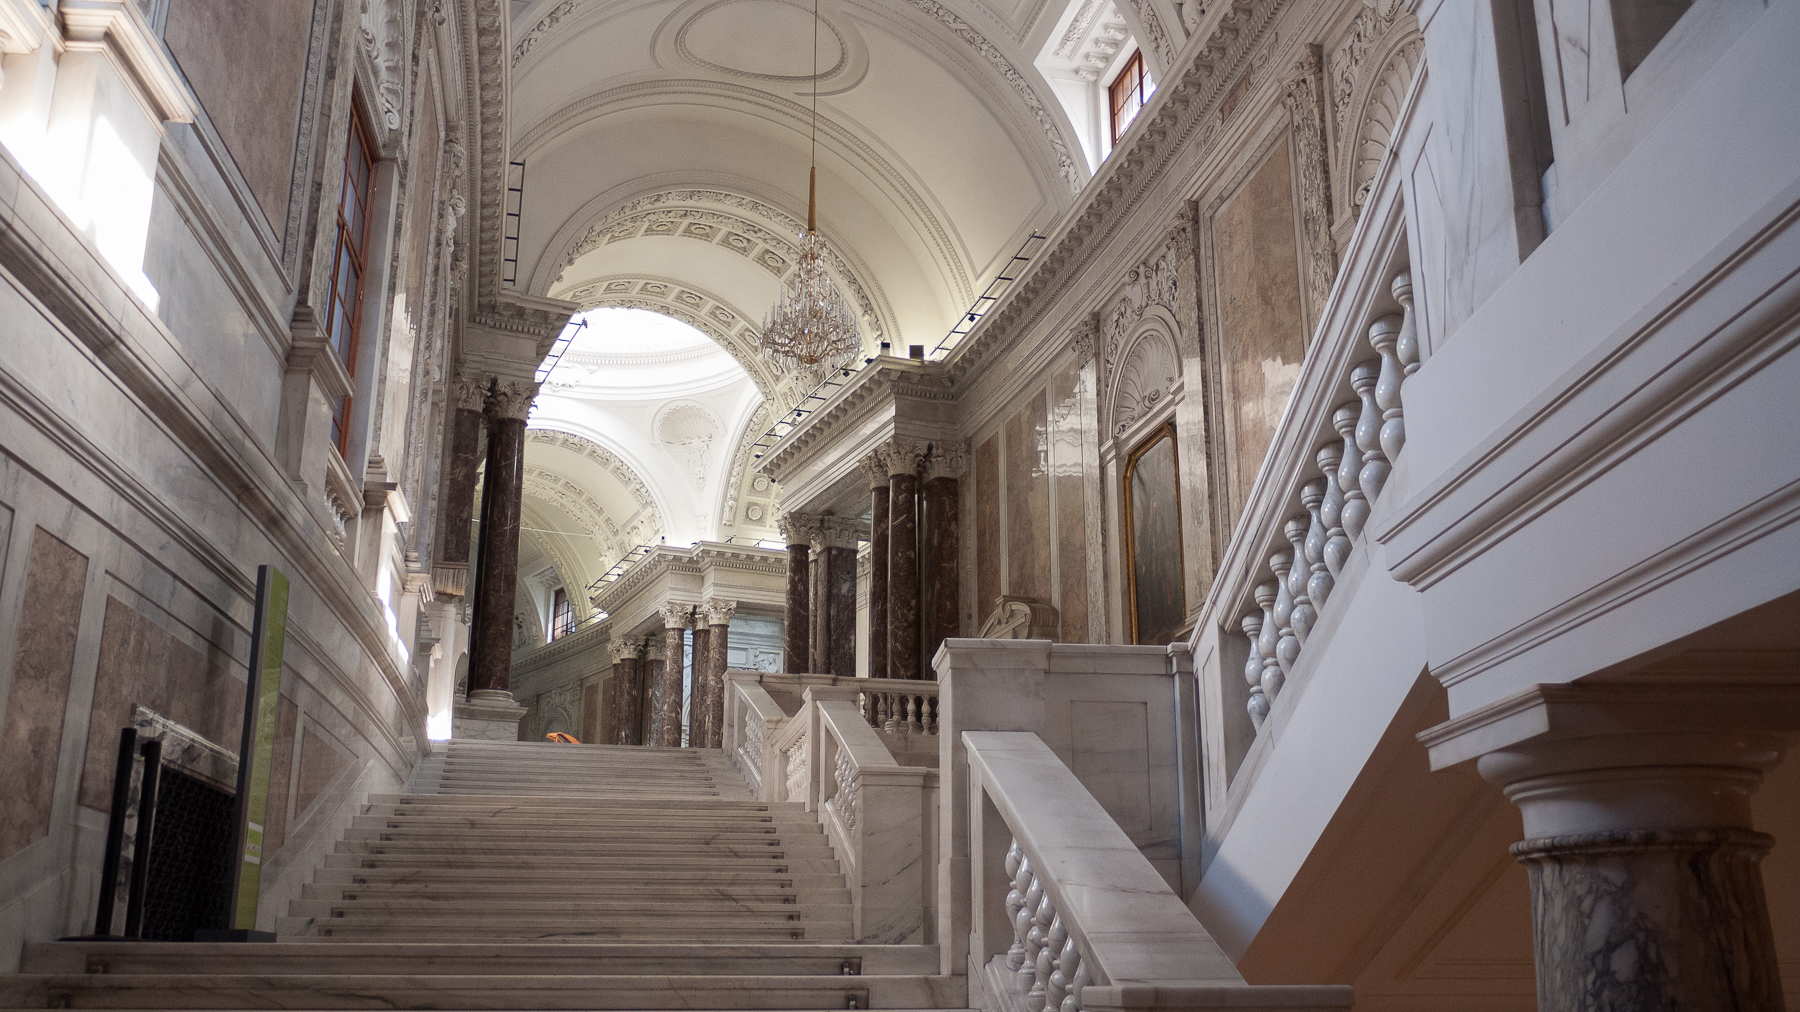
[0,740,963,1011]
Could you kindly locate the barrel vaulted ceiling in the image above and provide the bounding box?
[506,0,1193,348]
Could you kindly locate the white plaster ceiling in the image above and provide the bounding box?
[508,0,1105,354]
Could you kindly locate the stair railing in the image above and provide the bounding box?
[964,731,1352,1012]
[724,673,787,800]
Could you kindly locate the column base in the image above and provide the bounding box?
[454,692,527,741]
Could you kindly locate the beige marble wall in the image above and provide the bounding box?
[1048,366,1090,643]
[974,435,1000,616]
[1004,396,1051,604]
[1211,136,1309,525]
[164,0,316,233]
[0,528,87,863]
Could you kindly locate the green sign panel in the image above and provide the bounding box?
[230,566,288,932]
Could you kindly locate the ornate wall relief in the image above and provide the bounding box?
[1326,2,1423,246]
[1282,44,1336,328]
[1108,326,1180,437]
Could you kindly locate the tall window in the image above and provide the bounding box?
[550,587,575,640]
[326,100,377,457]
[1109,50,1153,146]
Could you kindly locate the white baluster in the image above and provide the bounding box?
[1255,581,1283,703]
[1370,314,1406,464]
[1242,612,1269,730]
[1064,960,1091,1012]
[1316,443,1350,578]
[882,693,897,733]
[1028,894,1054,1004]
[1269,550,1298,676]
[1335,403,1368,539]
[1285,516,1314,645]
[1005,843,1027,971]
[1352,360,1388,503]
[1035,911,1062,1008]
[1049,935,1077,1012]
[1301,479,1333,608]
[1393,272,1419,378]
[910,695,925,734]
[1018,874,1044,990]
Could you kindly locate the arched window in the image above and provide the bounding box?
[1122,422,1185,644]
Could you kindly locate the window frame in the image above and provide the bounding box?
[1108,49,1150,146]
[550,587,576,641]
[326,97,379,458]
[1121,420,1187,645]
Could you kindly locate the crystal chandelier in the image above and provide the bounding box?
[758,0,860,371]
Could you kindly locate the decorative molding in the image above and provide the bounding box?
[513,0,577,66]
[1108,327,1179,435]
[525,428,658,508]
[1338,31,1423,235]
[361,0,408,129]
[549,274,782,397]
[779,511,823,546]
[452,369,490,410]
[857,450,888,489]
[1103,238,1181,374]
[59,0,197,123]
[701,597,739,627]
[660,602,693,628]
[879,437,930,478]
[925,439,970,482]
[1069,313,1099,360]
[1117,0,1175,74]
[488,378,539,420]
[1054,0,1105,58]
[1283,43,1336,326]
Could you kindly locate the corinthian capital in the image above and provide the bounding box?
[487,379,539,421]
[879,438,929,478]
[925,440,970,482]
[452,369,491,411]
[778,511,821,546]
[700,597,738,627]
[659,602,692,629]
[609,638,639,665]
[858,450,888,490]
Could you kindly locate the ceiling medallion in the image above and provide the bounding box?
[757,0,859,371]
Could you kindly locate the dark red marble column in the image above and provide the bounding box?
[640,638,660,746]
[703,599,735,749]
[826,546,857,678]
[885,440,926,680]
[809,547,828,674]
[436,371,488,597]
[468,379,535,698]
[614,652,641,746]
[690,625,711,745]
[922,442,966,672]
[861,452,890,681]
[779,514,813,674]
[655,606,689,747]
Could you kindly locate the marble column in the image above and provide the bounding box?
[885,440,927,680]
[609,639,643,746]
[1420,681,1800,1012]
[860,452,890,681]
[701,598,736,749]
[641,635,661,747]
[809,546,828,674]
[654,605,690,747]
[688,625,710,745]
[779,513,816,673]
[922,442,966,671]
[815,518,861,679]
[467,379,536,702]
[435,371,488,597]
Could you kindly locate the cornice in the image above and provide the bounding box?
[589,540,788,613]
[510,614,611,676]
[941,0,1284,389]
[757,357,956,478]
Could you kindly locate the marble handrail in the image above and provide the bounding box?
[856,677,940,734]
[966,732,1351,1012]
[724,673,786,800]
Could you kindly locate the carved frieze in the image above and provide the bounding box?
[1282,44,1337,323]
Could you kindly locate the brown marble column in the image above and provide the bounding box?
[860,452,890,681]
[778,513,815,673]
[688,625,710,745]
[884,440,927,680]
[1420,681,1799,1012]
[922,442,966,672]
[809,548,828,674]
[610,640,643,746]
[654,605,690,747]
[467,379,536,700]
[640,636,660,746]
[434,371,488,597]
[814,518,860,679]
[701,598,736,749]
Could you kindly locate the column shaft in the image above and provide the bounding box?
[613,656,641,746]
[690,626,711,744]
[887,472,921,680]
[654,621,687,747]
[809,550,828,674]
[705,621,730,748]
[468,414,526,696]
[439,406,483,573]
[867,485,889,680]
[825,546,857,677]
[784,544,809,673]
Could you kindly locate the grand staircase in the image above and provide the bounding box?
[1,740,963,1011]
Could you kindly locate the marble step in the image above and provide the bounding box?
[331,833,830,851]
[339,824,814,844]
[320,853,845,875]
[368,795,795,811]
[344,818,812,837]
[281,920,854,942]
[286,898,850,918]
[309,868,851,889]
[300,883,852,907]
[19,941,942,977]
[327,841,835,860]
[0,972,963,1008]
[351,811,803,830]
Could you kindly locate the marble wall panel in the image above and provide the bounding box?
[78,595,237,809]
[975,435,1001,617]
[1049,365,1090,643]
[1212,137,1308,524]
[164,0,316,232]
[582,680,600,744]
[1068,700,1153,836]
[294,725,349,817]
[0,528,88,862]
[1005,395,1051,604]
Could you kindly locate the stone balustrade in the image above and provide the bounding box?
[965,731,1351,1012]
[857,677,940,735]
